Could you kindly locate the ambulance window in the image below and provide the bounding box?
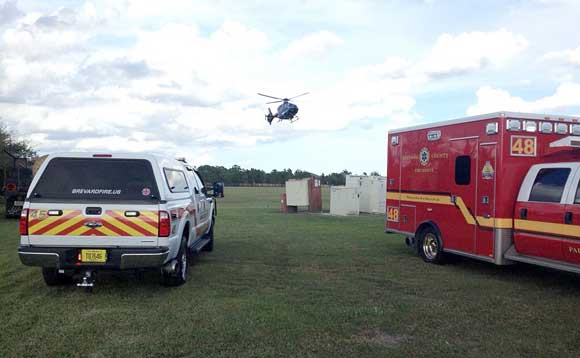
[164,169,189,193]
[455,156,471,185]
[529,168,570,203]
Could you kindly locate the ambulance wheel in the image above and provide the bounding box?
[418,227,444,264]
[42,267,70,286]
[161,235,188,287]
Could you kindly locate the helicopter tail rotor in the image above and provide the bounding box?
[265,108,275,125]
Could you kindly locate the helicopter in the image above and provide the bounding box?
[257,92,309,125]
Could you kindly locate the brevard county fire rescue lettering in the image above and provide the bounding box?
[71,189,122,195]
[412,151,448,173]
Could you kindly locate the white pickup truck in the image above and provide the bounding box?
[18,153,216,289]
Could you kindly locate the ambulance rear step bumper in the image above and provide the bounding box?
[18,246,170,270]
[504,245,580,275]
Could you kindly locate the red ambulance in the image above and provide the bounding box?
[386,111,580,273]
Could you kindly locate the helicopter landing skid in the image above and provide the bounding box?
[279,116,299,123]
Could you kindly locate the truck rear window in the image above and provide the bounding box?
[31,158,160,201]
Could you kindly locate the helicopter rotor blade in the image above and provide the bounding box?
[289,92,310,100]
[257,93,284,100]
[266,100,284,104]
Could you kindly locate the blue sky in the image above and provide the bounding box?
[1,0,580,175]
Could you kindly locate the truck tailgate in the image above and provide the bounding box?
[27,204,160,247]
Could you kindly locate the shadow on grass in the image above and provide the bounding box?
[442,253,580,292]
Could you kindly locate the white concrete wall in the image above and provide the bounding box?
[367,176,386,214]
[285,179,309,206]
[343,175,386,214]
[330,186,359,216]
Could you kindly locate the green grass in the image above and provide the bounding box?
[2,187,580,357]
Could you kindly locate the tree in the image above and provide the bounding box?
[0,123,36,168]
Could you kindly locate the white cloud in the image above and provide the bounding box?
[0,1,534,169]
[0,0,23,26]
[279,30,343,61]
[417,29,528,77]
[544,45,580,66]
[466,82,580,115]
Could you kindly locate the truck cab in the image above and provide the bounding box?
[18,153,216,289]
[509,162,580,269]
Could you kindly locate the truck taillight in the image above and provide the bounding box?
[158,211,170,237]
[19,209,28,235]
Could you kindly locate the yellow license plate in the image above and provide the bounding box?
[81,249,107,263]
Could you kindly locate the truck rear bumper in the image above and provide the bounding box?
[18,246,170,270]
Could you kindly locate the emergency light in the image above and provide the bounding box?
[555,123,568,134]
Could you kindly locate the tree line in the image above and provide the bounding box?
[0,120,382,187]
[196,165,380,186]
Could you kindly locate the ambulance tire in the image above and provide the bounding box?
[42,267,71,286]
[418,227,445,264]
[161,235,188,287]
[202,217,214,252]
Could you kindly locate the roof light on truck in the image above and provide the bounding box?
[506,119,521,131]
[158,211,171,237]
[539,122,553,134]
[523,121,537,132]
[555,123,568,134]
[92,154,112,158]
[485,122,498,135]
[570,124,580,136]
[19,209,28,235]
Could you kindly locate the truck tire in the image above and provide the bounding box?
[161,235,188,287]
[418,227,445,264]
[42,268,70,286]
[202,217,215,252]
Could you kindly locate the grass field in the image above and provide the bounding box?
[2,187,580,357]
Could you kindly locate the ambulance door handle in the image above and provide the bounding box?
[565,212,573,225]
[520,208,527,220]
[483,214,491,219]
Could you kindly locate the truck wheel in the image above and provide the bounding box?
[41,268,70,286]
[202,218,215,252]
[418,227,445,264]
[161,235,188,287]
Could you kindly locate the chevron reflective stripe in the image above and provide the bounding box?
[28,209,159,236]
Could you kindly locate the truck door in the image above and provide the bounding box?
[475,143,496,258]
[513,164,577,261]
[386,134,401,232]
[561,167,580,264]
[447,138,478,253]
[191,171,211,236]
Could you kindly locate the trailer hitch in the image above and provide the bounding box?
[77,270,96,293]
